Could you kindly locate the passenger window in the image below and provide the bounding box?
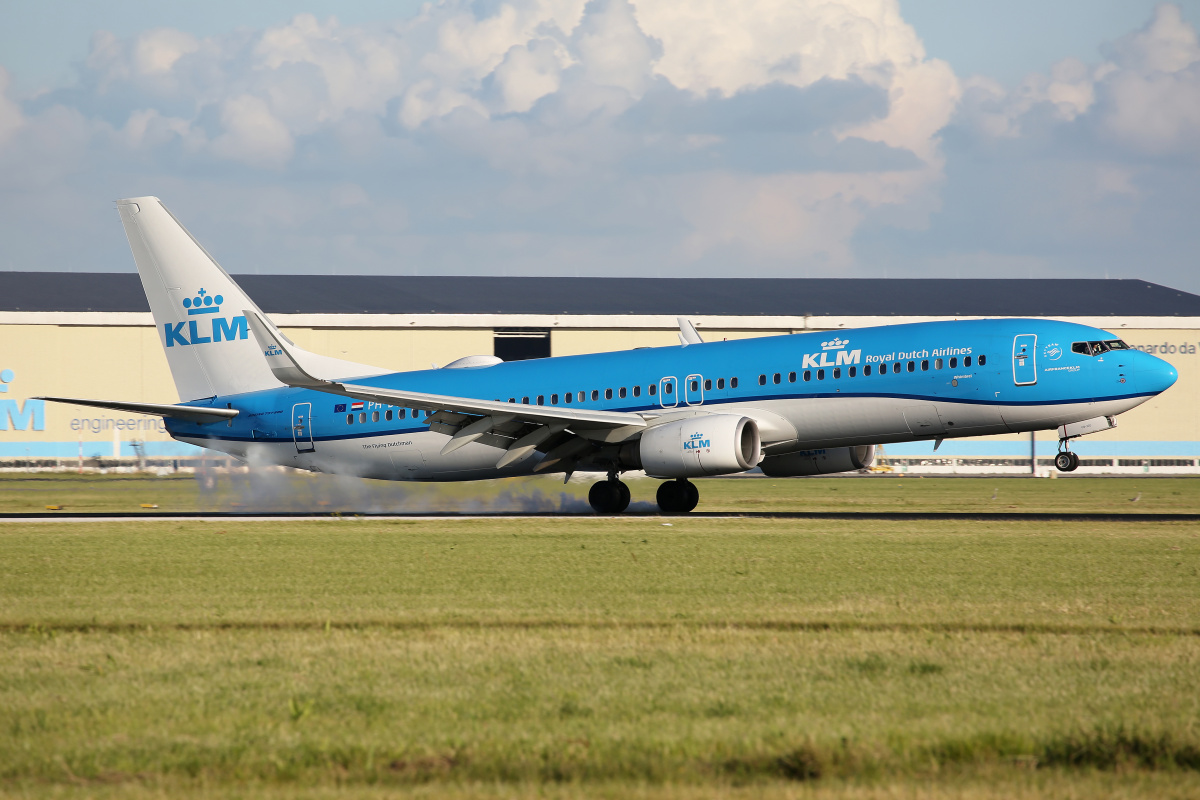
[717,378,725,389]
[551,394,558,404]
[833,368,841,379]
[770,373,779,384]
[935,358,943,369]
[893,363,901,374]
[950,357,957,369]
[665,383,673,395]
[399,409,407,418]
[522,397,530,404]
[578,391,585,402]
[537,395,544,405]
[759,374,767,385]
[731,377,739,388]
[564,393,572,404]
[817,369,825,380]
[803,370,811,381]
[788,371,796,383]
[633,385,640,397]
[978,354,987,365]
[591,390,599,401]
[508,398,515,403]
[864,365,872,376]
[921,360,929,371]
[649,384,657,396]
[689,380,698,392]
[605,388,613,400]
[907,361,915,372]
[964,356,972,367]
[849,366,856,377]
[385,409,393,421]
[704,379,712,390]
[359,412,367,423]
[619,387,627,398]
[372,410,380,422]
[346,414,353,425]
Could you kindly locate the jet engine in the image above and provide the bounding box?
[759,445,876,476]
[632,415,761,478]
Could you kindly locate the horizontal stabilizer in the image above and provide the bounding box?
[36,396,239,424]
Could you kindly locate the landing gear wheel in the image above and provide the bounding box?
[1054,451,1080,472]
[656,479,699,513]
[589,480,630,514]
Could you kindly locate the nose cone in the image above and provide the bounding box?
[1139,352,1178,396]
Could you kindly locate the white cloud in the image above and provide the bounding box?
[12,0,1196,288]
[209,94,294,167]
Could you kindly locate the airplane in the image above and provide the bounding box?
[39,197,1179,513]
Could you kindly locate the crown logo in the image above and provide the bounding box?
[183,288,224,316]
[821,337,848,350]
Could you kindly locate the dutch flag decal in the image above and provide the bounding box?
[351,401,364,411]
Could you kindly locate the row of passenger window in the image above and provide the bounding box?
[343,354,990,426]
[346,408,426,425]
[504,376,743,406]
[757,354,986,385]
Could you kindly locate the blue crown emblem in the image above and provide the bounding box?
[183,288,224,315]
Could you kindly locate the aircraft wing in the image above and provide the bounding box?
[36,396,239,424]
[244,310,648,435]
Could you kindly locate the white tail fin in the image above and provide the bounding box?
[117,197,379,401]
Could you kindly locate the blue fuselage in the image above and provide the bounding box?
[166,318,1177,480]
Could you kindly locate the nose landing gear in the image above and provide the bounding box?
[656,478,699,513]
[588,475,631,514]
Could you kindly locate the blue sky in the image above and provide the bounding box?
[1,0,1198,291]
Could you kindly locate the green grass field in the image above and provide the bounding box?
[2,476,1200,798]
[3,471,1200,514]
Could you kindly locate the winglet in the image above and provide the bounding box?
[677,317,703,346]
[244,310,331,389]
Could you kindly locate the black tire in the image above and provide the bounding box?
[656,480,681,513]
[1054,452,1073,472]
[589,480,630,514]
[680,480,700,512]
[589,481,618,514]
[657,479,698,513]
[1067,452,1081,472]
[615,481,631,513]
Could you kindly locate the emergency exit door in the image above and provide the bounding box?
[1012,334,1037,386]
[292,403,315,452]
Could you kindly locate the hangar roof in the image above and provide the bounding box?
[2,273,1200,317]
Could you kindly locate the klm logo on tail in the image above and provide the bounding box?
[163,289,248,347]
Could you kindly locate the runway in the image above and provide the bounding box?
[5,511,1200,522]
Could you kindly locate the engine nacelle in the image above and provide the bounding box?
[759,445,876,477]
[638,415,761,478]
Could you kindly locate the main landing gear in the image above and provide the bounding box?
[656,478,699,514]
[587,476,701,514]
[589,476,631,514]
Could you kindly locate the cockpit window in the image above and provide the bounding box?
[1073,340,1126,356]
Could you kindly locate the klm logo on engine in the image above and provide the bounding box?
[802,337,860,369]
[683,432,710,450]
[163,288,248,347]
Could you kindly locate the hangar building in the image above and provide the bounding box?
[1,273,1197,472]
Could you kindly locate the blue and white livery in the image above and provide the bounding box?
[39,198,1178,513]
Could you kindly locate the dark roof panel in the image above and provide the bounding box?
[2,273,1199,316]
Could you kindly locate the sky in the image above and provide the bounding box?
[1,0,1198,291]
